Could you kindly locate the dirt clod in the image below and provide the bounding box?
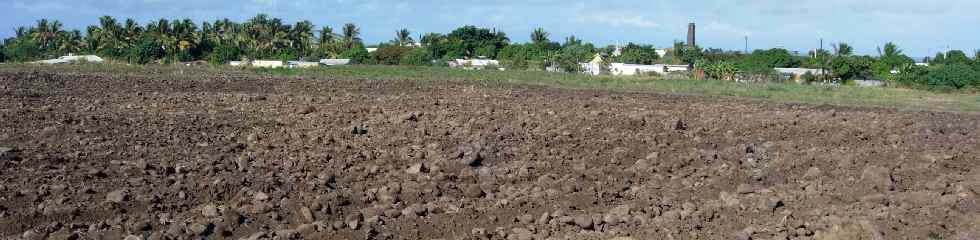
[0,70,977,239]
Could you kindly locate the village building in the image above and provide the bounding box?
[775,68,828,82]
[581,54,688,76]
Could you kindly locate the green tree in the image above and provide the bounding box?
[876,43,913,69]
[531,28,549,45]
[895,64,929,87]
[830,55,873,80]
[674,44,703,65]
[497,44,529,70]
[699,60,738,80]
[208,41,241,65]
[400,47,432,66]
[446,26,509,58]
[926,64,978,90]
[0,42,6,62]
[339,44,371,64]
[944,50,971,65]
[616,43,658,65]
[736,48,798,72]
[372,45,411,65]
[291,20,315,59]
[932,52,945,64]
[342,23,362,49]
[563,35,582,47]
[2,38,41,62]
[128,36,164,64]
[394,28,414,46]
[833,43,853,56]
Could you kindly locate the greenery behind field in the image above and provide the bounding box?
[4,15,980,92]
[1,63,977,112]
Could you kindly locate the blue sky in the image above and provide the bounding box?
[4,0,979,58]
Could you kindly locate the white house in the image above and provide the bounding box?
[319,59,351,66]
[609,63,661,76]
[580,54,688,76]
[581,55,605,75]
[34,55,105,64]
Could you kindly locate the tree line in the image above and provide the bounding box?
[2,15,979,90]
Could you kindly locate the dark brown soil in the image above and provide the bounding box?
[1,70,978,240]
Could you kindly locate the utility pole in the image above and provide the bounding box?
[820,38,826,82]
[744,36,748,54]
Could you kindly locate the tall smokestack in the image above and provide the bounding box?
[687,22,696,47]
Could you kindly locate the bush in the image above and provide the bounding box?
[400,47,433,66]
[372,45,410,65]
[801,71,818,84]
[895,65,929,87]
[339,47,371,64]
[208,43,241,65]
[926,64,978,90]
[2,39,41,62]
[498,45,529,70]
[0,46,6,62]
[127,37,165,64]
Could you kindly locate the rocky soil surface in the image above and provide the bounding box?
[1,69,979,240]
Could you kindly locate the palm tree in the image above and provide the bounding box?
[342,23,361,48]
[877,42,902,58]
[291,20,315,57]
[833,43,853,56]
[57,30,83,55]
[95,16,122,53]
[564,35,581,47]
[15,26,29,38]
[531,28,549,44]
[318,26,336,46]
[121,18,142,50]
[395,28,413,46]
[31,19,64,51]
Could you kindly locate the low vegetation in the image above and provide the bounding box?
[3,63,976,113]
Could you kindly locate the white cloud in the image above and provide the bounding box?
[577,15,659,29]
[704,21,750,37]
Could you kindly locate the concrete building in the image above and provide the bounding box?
[580,54,688,76]
[775,68,827,82]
